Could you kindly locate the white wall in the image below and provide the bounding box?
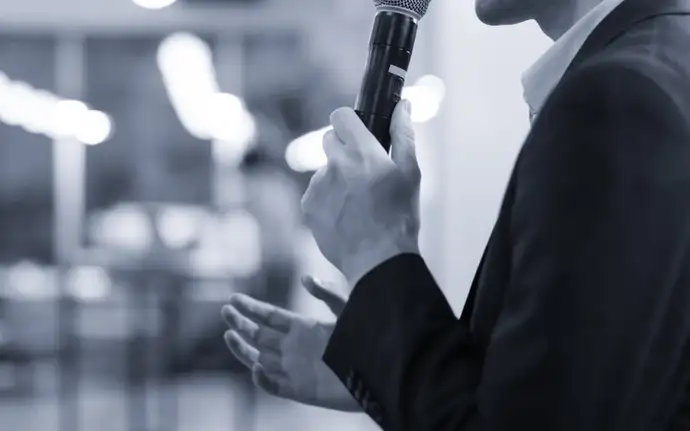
[427,0,551,314]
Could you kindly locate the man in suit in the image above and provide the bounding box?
[222,0,690,429]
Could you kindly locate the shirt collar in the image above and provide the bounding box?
[522,0,626,116]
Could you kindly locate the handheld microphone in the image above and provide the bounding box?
[355,0,432,152]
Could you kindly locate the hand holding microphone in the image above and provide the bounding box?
[302,102,421,287]
[301,0,431,286]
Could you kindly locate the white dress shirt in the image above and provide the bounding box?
[522,0,626,120]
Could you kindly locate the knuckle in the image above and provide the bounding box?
[229,311,241,328]
[329,106,351,124]
[245,320,258,337]
[405,127,416,142]
[300,191,310,211]
[301,166,330,221]
[301,190,316,213]
[410,164,422,181]
[323,129,337,142]
[322,134,341,164]
[394,126,415,143]
[239,324,253,340]
[239,343,250,357]
[299,198,307,215]
[301,197,316,226]
[236,338,249,355]
[300,181,316,211]
[254,326,264,343]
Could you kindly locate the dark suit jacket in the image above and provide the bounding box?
[323,1,690,429]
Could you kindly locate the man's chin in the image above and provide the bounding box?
[475,0,531,26]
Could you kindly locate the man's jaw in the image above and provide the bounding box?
[474,0,538,27]
[474,0,605,41]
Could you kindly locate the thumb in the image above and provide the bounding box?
[301,275,346,316]
[389,99,420,181]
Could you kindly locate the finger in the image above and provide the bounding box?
[389,100,420,182]
[330,107,378,152]
[301,275,347,316]
[222,305,284,350]
[225,329,284,376]
[322,129,346,167]
[222,304,257,332]
[228,293,294,333]
[224,330,258,368]
[252,363,293,399]
[301,166,327,216]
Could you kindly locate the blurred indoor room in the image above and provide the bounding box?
[0,0,549,429]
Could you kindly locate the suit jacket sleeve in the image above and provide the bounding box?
[323,61,690,431]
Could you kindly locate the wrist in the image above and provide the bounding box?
[342,239,420,288]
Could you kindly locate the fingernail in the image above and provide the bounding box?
[302,275,320,286]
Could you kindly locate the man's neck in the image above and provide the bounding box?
[536,0,607,40]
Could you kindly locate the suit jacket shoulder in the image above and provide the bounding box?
[563,4,690,118]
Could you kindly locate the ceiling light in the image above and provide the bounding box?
[133,0,178,10]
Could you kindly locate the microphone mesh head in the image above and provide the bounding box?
[373,0,432,19]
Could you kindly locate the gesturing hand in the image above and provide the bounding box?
[221,276,359,412]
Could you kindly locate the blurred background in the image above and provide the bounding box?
[0,0,550,429]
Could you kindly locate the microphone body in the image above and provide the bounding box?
[355,10,418,152]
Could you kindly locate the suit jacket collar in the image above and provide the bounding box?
[522,0,625,117]
[568,0,690,71]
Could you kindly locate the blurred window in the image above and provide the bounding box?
[0,35,56,263]
[83,37,214,211]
